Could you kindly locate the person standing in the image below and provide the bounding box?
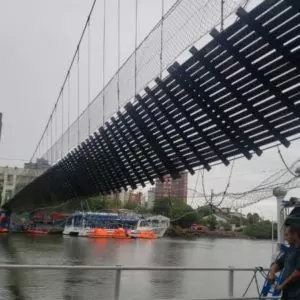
[268,225,300,299]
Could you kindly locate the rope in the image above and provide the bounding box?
[221,0,225,31]
[55,104,58,161]
[67,72,71,151]
[30,0,97,162]
[47,123,49,162]
[160,0,165,78]
[61,88,64,159]
[201,169,209,205]
[87,17,91,135]
[39,0,250,161]
[134,0,138,95]
[102,0,106,125]
[216,160,235,207]
[277,146,297,177]
[117,0,121,109]
[77,50,80,145]
[50,117,53,164]
[190,170,201,207]
[242,267,267,298]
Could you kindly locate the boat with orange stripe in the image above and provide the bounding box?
[88,227,131,239]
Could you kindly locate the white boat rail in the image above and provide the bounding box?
[0,264,274,300]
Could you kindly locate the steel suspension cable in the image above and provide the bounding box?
[160,0,165,79]
[88,17,91,135]
[117,0,121,109]
[30,0,97,162]
[67,72,71,151]
[77,50,80,145]
[61,89,64,159]
[134,0,138,95]
[102,0,106,125]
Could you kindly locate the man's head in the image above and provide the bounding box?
[285,225,300,245]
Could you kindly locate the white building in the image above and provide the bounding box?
[0,166,44,206]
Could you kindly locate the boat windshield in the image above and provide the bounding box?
[139,218,170,228]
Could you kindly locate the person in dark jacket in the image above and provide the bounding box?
[268,224,300,299]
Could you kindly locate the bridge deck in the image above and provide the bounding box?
[6,0,300,210]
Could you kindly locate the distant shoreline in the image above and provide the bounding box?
[165,227,253,240]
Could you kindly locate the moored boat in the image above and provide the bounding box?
[130,230,157,239]
[63,211,139,237]
[63,211,170,239]
[133,215,170,238]
[88,227,131,239]
[27,228,48,234]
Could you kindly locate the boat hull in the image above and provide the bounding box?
[63,226,90,237]
[27,229,48,235]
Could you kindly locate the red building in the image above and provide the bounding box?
[155,172,188,203]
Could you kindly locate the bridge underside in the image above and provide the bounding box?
[6,0,300,212]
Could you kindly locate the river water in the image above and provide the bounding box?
[0,235,274,300]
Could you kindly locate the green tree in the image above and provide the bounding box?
[197,206,211,218]
[152,198,199,228]
[171,203,198,228]
[243,220,276,239]
[88,196,109,211]
[218,221,231,231]
[107,198,122,209]
[123,201,139,210]
[152,198,171,217]
[87,196,121,211]
[205,215,217,230]
[247,213,260,225]
[135,206,149,215]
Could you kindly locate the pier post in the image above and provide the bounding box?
[114,266,122,300]
[228,266,234,298]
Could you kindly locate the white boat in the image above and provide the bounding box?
[62,211,139,237]
[63,211,170,238]
[131,215,170,238]
[63,211,118,237]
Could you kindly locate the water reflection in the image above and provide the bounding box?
[150,240,186,299]
[0,234,26,300]
[62,237,87,299]
[0,235,272,299]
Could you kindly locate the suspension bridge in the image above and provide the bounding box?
[3,0,300,213]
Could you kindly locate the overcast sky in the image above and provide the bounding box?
[0,0,299,220]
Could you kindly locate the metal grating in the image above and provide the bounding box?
[6,0,300,211]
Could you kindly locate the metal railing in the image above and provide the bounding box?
[0,264,273,300]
